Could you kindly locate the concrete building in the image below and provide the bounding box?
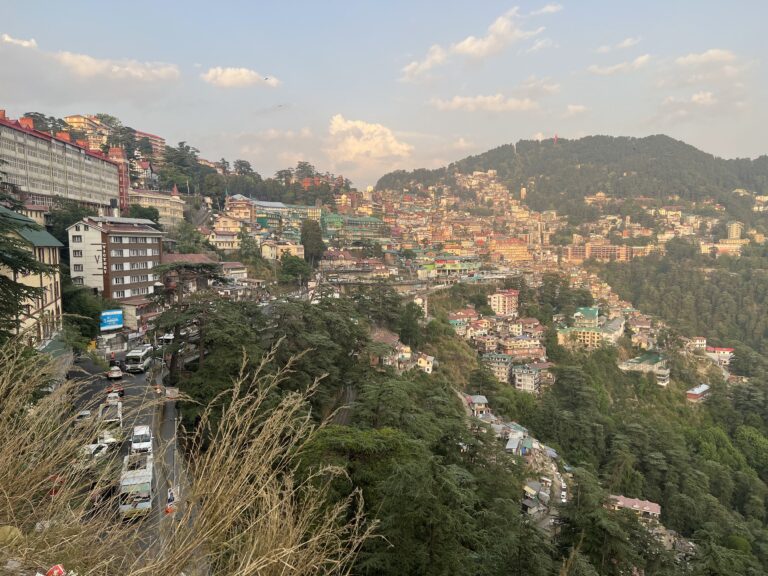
[127,188,185,228]
[261,240,304,260]
[1,111,120,211]
[68,216,163,300]
[488,289,519,316]
[512,364,542,395]
[483,353,513,384]
[0,206,63,346]
[132,130,166,164]
[107,148,131,211]
[727,221,744,240]
[63,114,110,151]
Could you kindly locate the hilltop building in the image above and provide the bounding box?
[127,188,185,228]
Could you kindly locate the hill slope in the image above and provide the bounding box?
[377,135,768,223]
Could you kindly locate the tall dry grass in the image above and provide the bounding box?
[0,339,372,575]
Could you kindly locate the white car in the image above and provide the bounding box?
[82,443,109,461]
[107,366,123,380]
[74,410,92,426]
[130,425,153,454]
[106,392,121,405]
[97,429,120,447]
[560,491,567,503]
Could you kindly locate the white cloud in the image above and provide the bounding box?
[519,76,560,97]
[565,104,588,117]
[525,38,558,53]
[54,51,180,81]
[431,94,539,112]
[597,36,640,53]
[326,114,412,166]
[259,127,312,140]
[657,91,722,123]
[587,54,650,75]
[690,91,716,105]
[400,44,447,82]
[1,33,36,49]
[675,48,736,67]
[452,137,475,151]
[531,4,563,15]
[452,9,544,58]
[201,66,279,88]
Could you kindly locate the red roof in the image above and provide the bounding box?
[0,115,117,166]
[706,346,734,353]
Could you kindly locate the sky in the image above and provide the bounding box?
[1,1,766,188]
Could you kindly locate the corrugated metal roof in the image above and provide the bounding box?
[0,206,63,247]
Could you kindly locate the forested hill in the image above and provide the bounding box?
[377,135,768,222]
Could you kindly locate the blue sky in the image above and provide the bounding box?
[1,1,766,187]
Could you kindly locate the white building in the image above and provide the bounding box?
[0,111,120,211]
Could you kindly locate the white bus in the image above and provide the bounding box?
[119,453,154,519]
[124,345,154,373]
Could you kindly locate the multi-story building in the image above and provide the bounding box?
[0,111,120,211]
[67,216,163,301]
[727,221,744,240]
[107,147,131,211]
[64,114,111,151]
[132,130,166,164]
[321,213,387,242]
[0,206,63,346]
[483,352,513,384]
[261,240,304,260]
[512,364,542,395]
[127,188,185,228]
[488,289,519,316]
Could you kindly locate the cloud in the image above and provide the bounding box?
[400,44,447,82]
[452,137,475,151]
[326,114,412,166]
[431,94,539,112]
[596,36,640,53]
[401,8,547,81]
[201,66,279,88]
[1,33,36,48]
[259,127,312,140]
[519,75,560,97]
[54,51,180,81]
[452,8,544,58]
[530,4,563,15]
[525,38,558,53]
[565,104,588,117]
[587,54,650,75]
[675,48,736,67]
[657,91,724,124]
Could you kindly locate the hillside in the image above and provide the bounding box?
[377,135,768,224]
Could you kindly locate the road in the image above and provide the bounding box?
[72,353,180,548]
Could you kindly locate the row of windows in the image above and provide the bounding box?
[109,236,159,244]
[109,249,160,257]
[112,287,150,299]
[112,274,155,285]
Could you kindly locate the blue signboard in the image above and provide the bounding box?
[100,309,124,331]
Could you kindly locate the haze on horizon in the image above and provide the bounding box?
[1,0,766,187]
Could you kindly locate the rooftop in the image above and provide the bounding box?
[0,206,63,248]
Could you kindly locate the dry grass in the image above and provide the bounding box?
[0,339,372,575]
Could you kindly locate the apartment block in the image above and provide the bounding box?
[68,216,163,300]
[488,289,519,316]
[127,188,185,228]
[0,111,120,211]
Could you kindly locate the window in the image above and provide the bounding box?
[72,250,83,258]
[110,249,124,257]
[113,277,124,285]
[73,264,83,272]
[73,277,83,285]
[72,235,82,243]
[75,225,80,231]
[111,263,124,271]
[112,290,125,299]
[130,276,140,283]
[136,287,149,295]
[110,236,123,243]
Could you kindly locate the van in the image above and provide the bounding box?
[130,425,153,454]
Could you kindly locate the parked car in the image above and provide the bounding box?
[107,366,123,380]
[130,425,153,454]
[74,410,92,427]
[105,392,121,405]
[105,383,125,397]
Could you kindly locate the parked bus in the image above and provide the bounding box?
[119,453,154,519]
[124,344,154,373]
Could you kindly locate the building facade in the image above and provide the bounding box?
[0,206,63,346]
[488,289,519,316]
[127,188,185,228]
[1,111,120,211]
[132,130,166,164]
[68,216,163,300]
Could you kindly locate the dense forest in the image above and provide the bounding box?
[154,271,768,575]
[376,135,768,226]
[601,239,768,377]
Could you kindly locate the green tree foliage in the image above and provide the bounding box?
[398,301,424,348]
[300,219,326,267]
[126,204,161,225]
[47,199,96,248]
[279,253,313,285]
[167,221,209,254]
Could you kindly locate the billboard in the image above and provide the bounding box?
[100,309,124,332]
